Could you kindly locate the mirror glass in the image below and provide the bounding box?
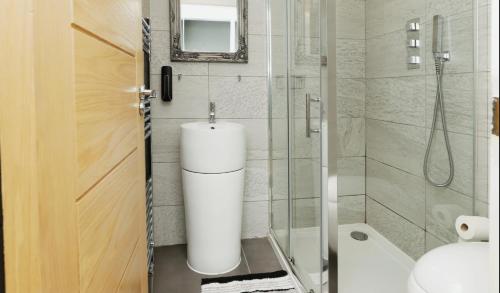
[180,0,238,53]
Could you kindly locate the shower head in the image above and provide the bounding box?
[433,15,450,61]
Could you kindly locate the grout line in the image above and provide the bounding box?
[241,246,252,274]
[367,196,425,230]
[366,156,475,199]
[366,117,476,136]
[338,194,366,197]
[366,157,423,178]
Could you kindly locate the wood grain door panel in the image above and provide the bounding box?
[75,29,139,197]
[73,0,140,55]
[1,0,148,291]
[118,240,148,293]
[77,150,145,293]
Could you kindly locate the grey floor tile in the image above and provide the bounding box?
[153,245,250,293]
[242,238,283,274]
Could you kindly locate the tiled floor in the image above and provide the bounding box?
[153,238,283,293]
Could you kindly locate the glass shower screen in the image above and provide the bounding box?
[268,0,325,292]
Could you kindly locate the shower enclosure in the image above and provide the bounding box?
[268,0,326,291]
[267,0,492,292]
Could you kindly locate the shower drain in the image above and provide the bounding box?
[351,231,368,241]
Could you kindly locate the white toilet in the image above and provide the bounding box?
[408,242,489,293]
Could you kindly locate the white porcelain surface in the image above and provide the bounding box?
[340,224,415,293]
[181,121,247,274]
[183,169,245,275]
[409,242,489,293]
[181,122,246,173]
[282,224,416,292]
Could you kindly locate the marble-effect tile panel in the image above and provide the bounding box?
[337,39,366,79]
[367,198,426,260]
[209,77,268,119]
[337,78,366,118]
[336,0,366,40]
[339,195,366,225]
[150,74,209,119]
[153,205,186,246]
[366,0,425,39]
[367,158,426,228]
[153,162,183,207]
[337,117,366,158]
[243,201,270,239]
[244,160,270,202]
[338,157,366,196]
[367,119,426,176]
[366,76,426,127]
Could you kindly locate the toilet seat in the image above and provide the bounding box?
[407,242,489,293]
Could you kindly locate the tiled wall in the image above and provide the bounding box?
[336,0,367,225]
[364,0,491,259]
[148,0,270,247]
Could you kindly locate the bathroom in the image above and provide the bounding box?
[0,0,498,292]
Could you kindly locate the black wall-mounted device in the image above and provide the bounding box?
[161,66,173,102]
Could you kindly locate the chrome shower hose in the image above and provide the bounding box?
[423,59,455,187]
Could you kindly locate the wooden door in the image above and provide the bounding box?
[0,0,148,292]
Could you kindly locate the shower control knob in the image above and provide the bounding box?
[408,39,421,48]
[407,22,420,31]
[408,56,421,65]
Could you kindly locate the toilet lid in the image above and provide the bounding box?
[412,242,489,293]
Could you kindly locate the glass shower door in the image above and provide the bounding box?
[288,0,323,291]
[269,0,324,291]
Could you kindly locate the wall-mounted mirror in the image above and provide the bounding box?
[170,0,248,63]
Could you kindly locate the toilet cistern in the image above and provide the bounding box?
[209,102,216,124]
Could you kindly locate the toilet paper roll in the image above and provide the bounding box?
[455,216,490,241]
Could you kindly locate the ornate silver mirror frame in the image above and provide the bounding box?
[169,0,248,63]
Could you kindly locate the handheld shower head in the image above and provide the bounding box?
[432,15,450,61]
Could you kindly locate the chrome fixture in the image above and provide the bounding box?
[407,22,420,31]
[142,17,155,292]
[408,39,421,48]
[407,18,422,69]
[139,85,156,99]
[139,85,157,116]
[408,56,421,65]
[306,94,321,137]
[424,15,455,187]
[209,102,216,124]
[432,15,451,62]
[351,231,369,241]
